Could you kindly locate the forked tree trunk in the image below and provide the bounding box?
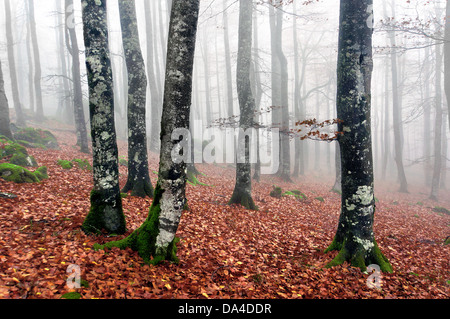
[228,0,258,211]
[118,0,154,198]
[81,0,126,235]
[325,0,392,273]
[103,0,200,264]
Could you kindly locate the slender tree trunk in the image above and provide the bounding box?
[118,0,154,198]
[223,0,234,119]
[104,0,200,264]
[28,0,45,122]
[65,0,89,153]
[444,0,450,132]
[388,2,408,193]
[325,0,392,273]
[252,9,262,182]
[229,0,258,210]
[56,1,71,123]
[424,44,432,186]
[4,0,26,127]
[269,2,291,182]
[332,141,341,193]
[81,0,126,235]
[0,61,14,140]
[430,38,444,201]
[25,0,35,116]
[144,0,162,153]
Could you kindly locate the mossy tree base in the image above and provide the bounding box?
[324,237,393,273]
[82,189,126,235]
[228,188,258,211]
[121,178,154,198]
[98,187,179,265]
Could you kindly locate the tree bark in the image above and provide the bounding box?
[4,0,26,127]
[65,0,89,154]
[81,0,126,235]
[103,0,200,264]
[325,0,392,273]
[118,0,154,198]
[229,0,258,210]
[0,61,14,140]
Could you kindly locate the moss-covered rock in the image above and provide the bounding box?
[433,206,450,215]
[270,186,283,198]
[0,163,47,183]
[14,127,59,150]
[9,153,38,167]
[57,159,73,170]
[34,166,48,181]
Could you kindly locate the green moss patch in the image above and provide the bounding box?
[57,160,73,170]
[433,206,450,215]
[72,158,92,171]
[14,127,59,150]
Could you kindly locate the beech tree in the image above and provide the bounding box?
[28,0,45,122]
[118,0,154,198]
[0,61,14,140]
[4,0,26,127]
[325,0,392,273]
[65,0,89,154]
[81,0,126,235]
[228,0,258,210]
[102,0,200,264]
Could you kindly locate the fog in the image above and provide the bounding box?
[1,0,449,198]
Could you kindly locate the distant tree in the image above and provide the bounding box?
[102,0,200,264]
[325,0,392,273]
[4,0,26,127]
[81,0,126,235]
[65,0,89,154]
[0,61,14,140]
[228,0,258,210]
[28,0,45,122]
[269,1,291,182]
[118,0,154,198]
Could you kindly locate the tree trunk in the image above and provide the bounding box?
[81,0,126,235]
[325,0,392,273]
[118,0,154,198]
[65,0,89,154]
[388,2,408,193]
[28,0,45,122]
[103,0,200,264]
[444,0,450,131]
[144,0,162,153]
[0,61,14,140]
[223,0,234,120]
[4,0,26,127]
[229,0,258,211]
[269,2,291,182]
[430,36,444,201]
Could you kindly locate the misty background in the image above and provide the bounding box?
[0,0,448,197]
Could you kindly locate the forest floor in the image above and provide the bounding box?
[0,122,449,299]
